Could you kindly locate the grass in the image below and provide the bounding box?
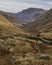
[0,36,52,65]
[5,38,33,53]
[39,32,52,39]
[0,15,24,35]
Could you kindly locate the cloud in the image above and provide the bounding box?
[48,2,52,5]
[0,0,52,12]
[25,0,52,5]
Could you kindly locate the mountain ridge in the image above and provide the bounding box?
[0,8,45,25]
[23,9,52,38]
[15,8,45,23]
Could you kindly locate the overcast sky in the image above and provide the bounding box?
[0,0,52,12]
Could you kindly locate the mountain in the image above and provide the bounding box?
[0,8,45,25]
[15,8,45,23]
[0,14,24,35]
[23,9,52,38]
[0,11,25,26]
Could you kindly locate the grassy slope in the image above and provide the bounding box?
[0,14,52,64]
[23,9,52,38]
[0,11,26,25]
[0,15,24,35]
[0,37,52,65]
[24,9,52,32]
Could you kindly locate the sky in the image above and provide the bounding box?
[0,0,52,13]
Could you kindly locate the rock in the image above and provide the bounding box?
[37,41,43,45]
[9,48,14,53]
[39,54,50,60]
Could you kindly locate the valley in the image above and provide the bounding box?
[0,8,52,65]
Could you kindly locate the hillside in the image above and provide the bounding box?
[23,9,52,38]
[0,11,25,26]
[0,8,45,25]
[0,9,52,65]
[0,14,23,35]
[15,8,45,23]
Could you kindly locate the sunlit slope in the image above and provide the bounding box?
[0,15,23,35]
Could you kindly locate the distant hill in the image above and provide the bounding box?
[15,8,45,23]
[0,8,45,25]
[23,9,52,38]
[0,11,26,26]
[0,14,23,35]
